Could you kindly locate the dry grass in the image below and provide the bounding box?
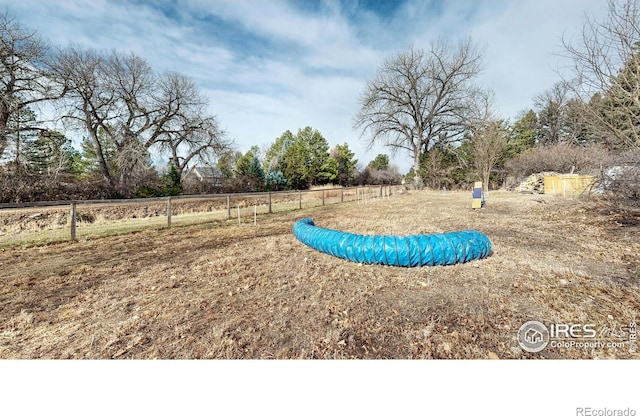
[0,190,638,359]
[0,188,378,246]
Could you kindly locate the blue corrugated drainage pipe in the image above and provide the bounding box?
[293,218,492,267]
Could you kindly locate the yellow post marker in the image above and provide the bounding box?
[472,181,483,209]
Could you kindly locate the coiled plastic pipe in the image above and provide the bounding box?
[293,217,491,267]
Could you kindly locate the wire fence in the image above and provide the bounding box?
[0,185,404,247]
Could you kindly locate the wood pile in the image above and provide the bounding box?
[518,172,557,194]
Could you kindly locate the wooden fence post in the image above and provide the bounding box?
[167,197,172,228]
[70,202,77,241]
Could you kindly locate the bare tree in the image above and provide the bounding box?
[534,82,571,145]
[467,93,507,192]
[104,63,230,191]
[354,40,483,188]
[53,46,232,194]
[149,72,232,180]
[101,51,156,146]
[51,47,116,187]
[101,51,159,192]
[0,12,65,159]
[470,121,508,192]
[562,0,640,151]
[158,115,231,176]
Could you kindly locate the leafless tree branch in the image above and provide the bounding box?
[354,39,483,187]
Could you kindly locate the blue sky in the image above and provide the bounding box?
[6,0,607,172]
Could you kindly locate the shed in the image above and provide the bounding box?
[543,175,595,196]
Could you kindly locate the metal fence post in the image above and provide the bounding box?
[299,190,302,209]
[268,192,272,213]
[70,202,77,241]
[322,190,325,205]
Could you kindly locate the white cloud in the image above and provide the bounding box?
[468,0,609,120]
[4,0,612,173]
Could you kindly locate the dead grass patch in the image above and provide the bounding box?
[0,190,638,359]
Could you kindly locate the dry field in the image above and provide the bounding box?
[0,190,638,359]
[0,186,372,246]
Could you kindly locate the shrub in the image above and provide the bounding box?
[505,144,611,180]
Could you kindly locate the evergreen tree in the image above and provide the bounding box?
[298,126,329,185]
[1,106,38,169]
[249,155,265,183]
[367,154,389,171]
[404,167,416,185]
[265,170,287,191]
[26,130,77,178]
[281,127,331,189]
[563,99,594,145]
[217,150,243,178]
[283,140,308,189]
[161,163,182,196]
[506,110,538,158]
[318,156,338,184]
[263,130,294,173]
[235,146,264,191]
[76,130,117,179]
[595,49,640,149]
[330,143,358,186]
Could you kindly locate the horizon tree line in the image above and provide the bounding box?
[2,1,639,207]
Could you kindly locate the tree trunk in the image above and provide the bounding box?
[0,108,9,159]
[413,152,424,189]
[482,169,490,193]
[86,123,114,188]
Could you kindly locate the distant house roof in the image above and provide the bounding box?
[185,166,222,179]
[183,166,227,187]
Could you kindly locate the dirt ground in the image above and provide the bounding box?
[1,190,638,359]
